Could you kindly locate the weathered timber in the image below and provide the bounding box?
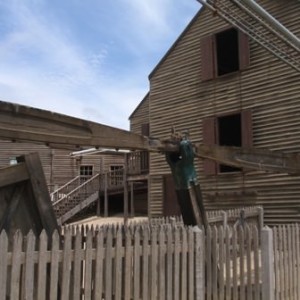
[0,100,150,151]
[0,153,59,238]
[196,144,300,174]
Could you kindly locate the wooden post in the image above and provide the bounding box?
[104,173,108,217]
[130,182,134,217]
[258,206,264,231]
[261,226,275,300]
[124,153,128,226]
[193,226,205,300]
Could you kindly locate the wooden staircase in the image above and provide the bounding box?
[51,174,101,225]
[50,151,149,225]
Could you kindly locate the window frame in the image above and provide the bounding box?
[201,27,250,81]
[202,109,253,175]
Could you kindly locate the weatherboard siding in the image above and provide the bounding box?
[129,93,150,135]
[0,140,125,192]
[147,0,300,224]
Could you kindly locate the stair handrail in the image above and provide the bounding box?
[52,173,100,206]
[50,175,81,202]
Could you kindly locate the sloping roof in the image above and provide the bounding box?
[148,6,204,80]
[128,92,149,120]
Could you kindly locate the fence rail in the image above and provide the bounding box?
[1,221,300,299]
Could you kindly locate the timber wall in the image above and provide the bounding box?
[0,140,124,192]
[147,0,300,223]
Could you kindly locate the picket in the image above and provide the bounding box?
[3,217,300,300]
[49,230,60,300]
[10,230,23,300]
[24,230,35,300]
[37,230,48,300]
[0,231,8,300]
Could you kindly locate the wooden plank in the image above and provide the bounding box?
[232,227,238,300]
[37,230,48,300]
[84,229,93,299]
[24,230,36,300]
[73,229,83,300]
[21,153,59,235]
[61,229,72,299]
[188,227,194,300]
[225,227,231,300]
[218,226,225,300]
[166,226,173,300]
[194,227,205,300]
[296,224,300,300]
[10,231,23,300]
[287,225,293,300]
[124,229,132,300]
[212,226,218,300]
[142,227,150,300]
[278,226,284,300]
[292,225,297,300]
[0,231,8,300]
[49,230,60,300]
[261,227,275,300]
[0,100,150,151]
[114,229,122,300]
[253,226,260,300]
[134,228,141,300]
[180,227,187,299]
[195,144,300,174]
[206,226,212,300]
[174,226,180,300]
[246,226,253,300]
[283,226,288,300]
[94,229,104,299]
[150,228,158,300]
[105,228,113,300]
[273,227,279,300]
[158,228,165,300]
[0,162,28,188]
[239,226,245,300]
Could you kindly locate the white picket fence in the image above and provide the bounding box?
[0,222,299,299]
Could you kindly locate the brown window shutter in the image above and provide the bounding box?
[141,123,150,137]
[203,117,217,175]
[241,109,253,147]
[239,31,250,70]
[201,35,215,81]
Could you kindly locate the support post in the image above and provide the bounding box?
[104,173,108,217]
[130,182,134,217]
[123,153,128,226]
[261,226,275,300]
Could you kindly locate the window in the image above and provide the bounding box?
[110,165,123,186]
[201,28,250,80]
[218,114,241,172]
[216,28,240,76]
[203,110,252,175]
[80,165,93,179]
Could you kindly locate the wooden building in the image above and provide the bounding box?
[0,140,124,191]
[0,140,130,216]
[129,0,300,224]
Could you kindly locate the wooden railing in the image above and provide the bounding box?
[127,151,149,175]
[50,175,82,202]
[53,173,101,219]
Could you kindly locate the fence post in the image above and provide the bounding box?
[194,226,205,300]
[261,226,275,300]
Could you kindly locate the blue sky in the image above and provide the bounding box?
[0,0,200,129]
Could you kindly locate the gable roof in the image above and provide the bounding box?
[129,92,149,120]
[148,6,204,80]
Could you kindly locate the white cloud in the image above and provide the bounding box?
[0,0,199,130]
